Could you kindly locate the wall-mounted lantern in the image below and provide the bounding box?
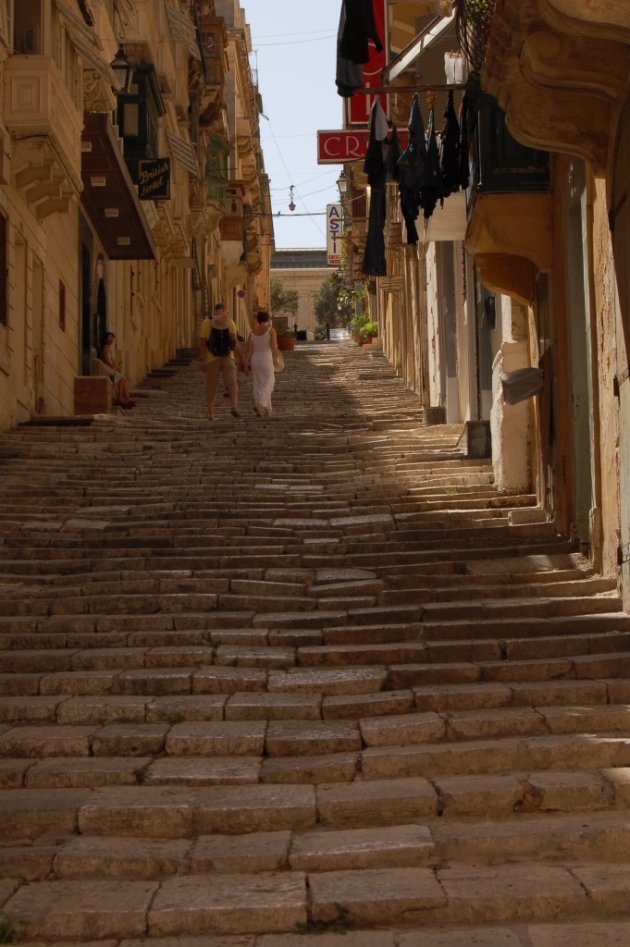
[110,47,132,94]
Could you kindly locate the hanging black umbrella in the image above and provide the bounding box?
[419,107,444,220]
[440,90,461,197]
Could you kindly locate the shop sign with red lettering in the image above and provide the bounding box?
[317,129,408,164]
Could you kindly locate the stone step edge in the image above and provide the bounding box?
[2,861,630,939]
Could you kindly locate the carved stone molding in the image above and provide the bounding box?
[151,205,188,259]
[505,84,611,171]
[83,70,117,113]
[466,192,554,274]
[12,139,78,220]
[521,29,628,100]
[540,0,630,44]
[483,0,630,174]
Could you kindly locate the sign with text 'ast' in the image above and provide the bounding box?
[327,204,342,267]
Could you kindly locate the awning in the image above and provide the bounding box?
[384,15,454,85]
[166,4,201,60]
[81,112,156,261]
[166,131,199,176]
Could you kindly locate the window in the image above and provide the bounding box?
[116,64,165,183]
[13,0,43,53]
[0,212,6,326]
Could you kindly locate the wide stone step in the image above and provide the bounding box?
[421,595,623,621]
[3,862,630,937]
[2,346,630,946]
[383,576,616,605]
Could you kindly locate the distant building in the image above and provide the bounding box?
[271,249,330,337]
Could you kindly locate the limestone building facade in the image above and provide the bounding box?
[340,0,630,606]
[0,0,272,430]
[271,249,330,338]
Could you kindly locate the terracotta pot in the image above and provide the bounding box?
[277,336,295,351]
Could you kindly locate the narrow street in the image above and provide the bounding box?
[1,343,630,945]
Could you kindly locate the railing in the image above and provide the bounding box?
[467,93,550,212]
[453,0,498,77]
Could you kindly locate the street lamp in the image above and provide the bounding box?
[337,170,349,199]
[110,47,132,93]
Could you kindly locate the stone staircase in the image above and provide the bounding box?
[1,342,630,946]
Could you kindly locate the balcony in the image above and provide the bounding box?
[197,15,227,124]
[220,215,245,241]
[468,92,550,201]
[465,93,553,304]
[4,56,83,218]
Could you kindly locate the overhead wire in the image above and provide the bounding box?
[261,114,326,239]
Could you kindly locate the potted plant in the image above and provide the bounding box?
[350,311,378,345]
[360,320,378,345]
[274,322,296,351]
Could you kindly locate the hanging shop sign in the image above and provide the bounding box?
[318,130,370,164]
[326,204,342,267]
[317,129,408,164]
[138,158,171,199]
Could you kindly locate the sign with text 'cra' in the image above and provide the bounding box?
[138,158,170,200]
[326,204,342,267]
[317,129,409,164]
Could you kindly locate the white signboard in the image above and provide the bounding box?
[326,204,342,267]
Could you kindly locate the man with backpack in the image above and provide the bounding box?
[198,302,243,420]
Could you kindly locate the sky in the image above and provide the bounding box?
[243,0,343,250]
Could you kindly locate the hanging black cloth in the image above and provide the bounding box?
[384,124,401,183]
[439,91,461,198]
[362,99,387,276]
[397,95,427,189]
[419,107,444,220]
[340,0,383,65]
[363,100,388,187]
[336,1,363,97]
[397,95,427,244]
[362,185,387,276]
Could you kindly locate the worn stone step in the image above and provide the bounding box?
[422,612,630,641]
[383,576,616,606]
[105,922,630,946]
[360,731,630,781]
[422,595,623,622]
[1,872,307,938]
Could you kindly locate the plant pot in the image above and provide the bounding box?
[277,336,295,351]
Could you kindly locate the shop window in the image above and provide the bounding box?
[0,212,6,327]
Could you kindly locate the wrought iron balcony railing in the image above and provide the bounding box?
[453,0,498,77]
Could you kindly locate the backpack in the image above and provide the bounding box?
[207,325,235,358]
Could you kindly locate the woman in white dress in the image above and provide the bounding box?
[244,310,279,417]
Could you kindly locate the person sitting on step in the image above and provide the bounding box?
[100,331,136,409]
